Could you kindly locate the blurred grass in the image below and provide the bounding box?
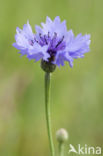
[0,0,103,155]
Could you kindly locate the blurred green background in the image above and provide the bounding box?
[0,0,103,155]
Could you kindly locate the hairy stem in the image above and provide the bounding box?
[45,72,55,156]
[58,142,64,156]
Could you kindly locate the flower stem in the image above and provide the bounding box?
[45,72,55,156]
[58,142,64,156]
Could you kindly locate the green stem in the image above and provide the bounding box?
[45,72,55,156]
[58,142,64,156]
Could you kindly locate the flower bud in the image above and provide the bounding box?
[41,60,56,73]
[56,128,68,143]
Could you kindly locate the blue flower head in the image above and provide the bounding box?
[13,16,91,70]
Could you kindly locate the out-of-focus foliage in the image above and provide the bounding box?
[0,0,103,155]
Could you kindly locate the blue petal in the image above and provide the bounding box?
[27,43,50,62]
[13,21,34,54]
[66,33,91,58]
[54,51,73,67]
